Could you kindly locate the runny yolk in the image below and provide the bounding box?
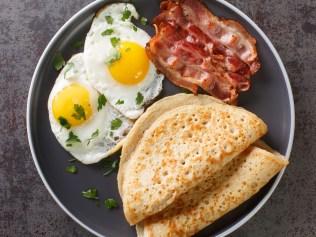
[52,83,92,126]
[108,41,149,85]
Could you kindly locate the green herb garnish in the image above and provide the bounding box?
[58,116,71,129]
[82,188,99,200]
[101,28,114,36]
[111,118,122,130]
[66,131,81,146]
[116,99,124,105]
[121,7,131,21]
[110,37,120,47]
[72,104,86,120]
[103,159,119,176]
[64,62,74,78]
[72,40,84,49]
[104,198,118,209]
[107,51,121,65]
[65,165,77,174]
[105,15,113,24]
[53,53,65,71]
[140,17,148,26]
[87,129,99,145]
[132,25,137,32]
[136,92,144,105]
[97,94,107,111]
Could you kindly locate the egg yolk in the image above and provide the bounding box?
[52,83,92,127]
[109,41,149,85]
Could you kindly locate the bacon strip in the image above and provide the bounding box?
[147,0,261,102]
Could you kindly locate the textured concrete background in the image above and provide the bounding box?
[0,0,315,236]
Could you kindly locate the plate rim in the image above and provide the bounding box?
[26,0,295,236]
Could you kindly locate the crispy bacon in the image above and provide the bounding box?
[146,0,261,102]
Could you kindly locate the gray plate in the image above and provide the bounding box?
[27,0,295,236]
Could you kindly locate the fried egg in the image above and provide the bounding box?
[84,3,163,119]
[48,53,133,164]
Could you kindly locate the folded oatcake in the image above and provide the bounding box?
[118,94,267,225]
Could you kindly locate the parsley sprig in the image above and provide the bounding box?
[53,53,65,71]
[87,129,99,145]
[65,165,77,174]
[104,198,118,209]
[121,7,131,21]
[97,94,107,111]
[107,51,121,65]
[58,116,71,129]
[140,17,148,25]
[66,131,81,147]
[111,118,122,130]
[110,37,120,47]
[105,15,113,24]
[116,99,124,105]
[136,92,144,105]
[82,188,99,200]
[72,104,86,120]
[103,159,119,176]
[101,28,114,36]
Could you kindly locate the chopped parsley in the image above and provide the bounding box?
[72,104,86,120]
[121,7,131,21]
[140,17,148,26]
[110,37,120,47]
[132,25,137,32]
[109,131,114,137]
[66,131,81,146]
[101,28,114,36]
[82,188,99,200]
[72,40,84,49]
[105,15,113,24]
[107,51,121,65]
[111,118,122,130]
[103,159,119,176]
[104,198,118,209]
[87,129,99,145]
[97,94,107,111]
[58,116,71,129]
[65,165,77,174]
[116,99,124,105]
[64,62,74,78]
[53,53,65,71]
[136,92,144,105]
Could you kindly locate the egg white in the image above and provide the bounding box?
[48,53,133,164]
[84,3,164,119]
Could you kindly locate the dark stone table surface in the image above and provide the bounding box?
[1,0,315,236]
